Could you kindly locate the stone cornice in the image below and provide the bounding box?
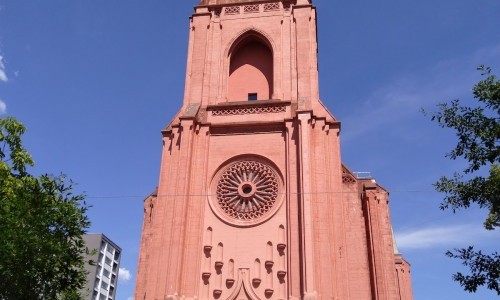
[207,99,290,110]
[199,0,281,6]
[198,0,288,7]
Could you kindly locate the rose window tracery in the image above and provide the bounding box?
[216,160,279,221]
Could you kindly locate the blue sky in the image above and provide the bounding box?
[0,1,499,299]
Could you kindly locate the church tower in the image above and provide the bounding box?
[134,1,413,299]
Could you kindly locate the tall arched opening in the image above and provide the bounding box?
[228,33,274,102]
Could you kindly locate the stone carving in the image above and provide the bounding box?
[211,105,286,116]
[216,160,279,221]
[342,169,357,184]
[225,6,240,15]
[263,3,280,11]
[244,4,259,13]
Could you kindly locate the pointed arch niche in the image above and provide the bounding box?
[227,31,274,102]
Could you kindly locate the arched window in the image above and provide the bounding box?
[228,34,273,101]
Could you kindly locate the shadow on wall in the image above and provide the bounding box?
[228,34,274,101]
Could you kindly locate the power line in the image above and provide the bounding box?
[84,189,438,200]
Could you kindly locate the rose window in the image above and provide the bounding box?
[216,160,280,221]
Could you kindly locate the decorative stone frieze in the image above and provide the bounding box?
[342,169,357,184]
[224,6,240,15]
[244,4,259,13]
[211,104,286,116]
[263,2,280,11]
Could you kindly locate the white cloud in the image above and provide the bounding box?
[0,99,6,114]
[127,297,133,300]
[0,54,7,82]
[341,43,500,142]
[395,224,497,250]
[118,267,132,282]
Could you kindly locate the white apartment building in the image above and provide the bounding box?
[82,234,121,300]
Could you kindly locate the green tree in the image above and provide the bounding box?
[0,117,90,300]
[428,66,499,294]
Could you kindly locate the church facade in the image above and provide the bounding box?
[134,1,413,299]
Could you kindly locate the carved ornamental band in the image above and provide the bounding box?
[211,105,286,116]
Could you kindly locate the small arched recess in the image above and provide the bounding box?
[227,31,274,102]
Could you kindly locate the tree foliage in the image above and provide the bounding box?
[429,66,500,294]
[0,117,90,300]
[446,247,499,294]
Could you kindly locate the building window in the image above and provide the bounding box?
[105,257,112,266]
[248,93,258,101]
[114,251,120,261]
[103,269,110,278]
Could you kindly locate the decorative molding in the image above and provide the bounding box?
[211,104,286,116]
[213,289,222,297]
[342,169,357,184]
[264,2,280,11]
[204,2,288,18]
[224,6,240,15]
[208,155,284,227]
[224,269,264,300]
[265,260,274,268]
[225,27,277,58]
[216,160,279,221]
[265,289,274,297]
[244,4,259,13]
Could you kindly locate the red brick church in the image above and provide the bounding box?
[134,1,413,299]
